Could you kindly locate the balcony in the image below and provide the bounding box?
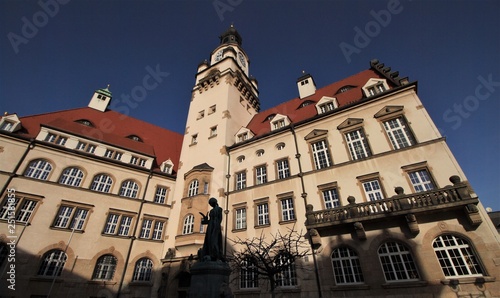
[305,176,481,238]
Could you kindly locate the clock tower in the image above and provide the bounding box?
[167,26,259,258]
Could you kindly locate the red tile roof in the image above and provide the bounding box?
[246,69,388,137]
[7,107,183,173]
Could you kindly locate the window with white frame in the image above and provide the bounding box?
[322,188,340,209]
[140,218,165,240]
[235,207,246,230]
[276,159,290,179]
[92,255,117,280]
[367,82,386,96]
[103,213,133,236]
[331,246,364,284]
[319,102,336,114]
[275,255,297,287]
[132,258,153,282]
[362,179,384,201]
[37,249,67,277]
[182,214,195,234]
[59,167,84,187]
[104,149,122,160]
[432,234,484,277]
[44,133,67,146]
[272,119,286,130]
[237,132,249,142]
[255,165,267,185]
[53,205,90,231]
[119,180,139,198]
[378,242,420,282]
[24,159,53,180]
[345,129,371,160]
[311,140,332,169]
[154,186,168,204]
[240,257,259,289]
[76,141,96,153]
[383,117,415,150]
[0,195,39,223]
[0,121,14,131]
[408,169,435,192]
[90,174,113,193]
[161,160,174,174]
[235,171,246,190]
[188,179,199,197]
[280,198,295,222]
[276,143,285,150]
[257,203,269,226]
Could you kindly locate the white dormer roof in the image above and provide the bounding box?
[0,114,22,132]
[235,127,254,143]
[361,78,389,97]
[315,96,339,114]
[270,113,291,131]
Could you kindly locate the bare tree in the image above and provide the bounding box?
[228,227,310,298]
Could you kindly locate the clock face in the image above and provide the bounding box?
[237,52,246,67]
[215,50,223,62]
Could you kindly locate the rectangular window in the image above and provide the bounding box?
[154,186,168,204]
[104,213,134,236]
[210,126,217,137]
[280,198,295,222]
[130,156,138,165]
[272,119,286,130]
[53,205,90,231]
[45,133,57,143]
[237,132,248,142]
[87,144,96,154]
[276,159,290,179]
[76,141,86,150]
[138,218,165,240]
[362,179,384,201]
[255,165,267,185]
[0,121,14,131]
[0,195,39,223]
[209,105,216,114]
[322,188,340,209]
[320,102,335,113]
[191,134,198,145]
[236,171,246,190]
[104,149,114,158]
[409,169,435,192]
[235,208,246,230]
[311,140,332,169]
[56,136,67,146]
[257,203,269,226]
[345,129,371,160]
[383,117,415,149]
[240,258,258,289]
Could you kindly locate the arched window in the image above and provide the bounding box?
[132,258,153,281]
[331,246,364,284]
[119,180,139,198]
[59,167,84,187]
[378,241,419,282]
[38,249,67,277]
[187,180,199,197]
[433,234,484,277]
[90,174,113,193]
[24,159,53,180]
[92,254,117,280]
[182,214,194,235]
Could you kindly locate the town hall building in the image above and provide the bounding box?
[0,26,499,298]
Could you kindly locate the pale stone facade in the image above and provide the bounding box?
[0,26,499,298]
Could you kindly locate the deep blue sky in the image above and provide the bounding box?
[1,0,499,211]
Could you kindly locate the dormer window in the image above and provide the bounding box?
[273,119,286,130]
[336,85,355,94]
[0,121,14,131]
[160,159,174,174]
[362,79,389,97]
[266,114,276,122]
[298,100,314,109]
[75,119,94,127]
[127,135,143,142]
[237,132,248,142]
[44,133,67,146]
[315,96,339,115]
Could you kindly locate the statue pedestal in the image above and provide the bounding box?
[188,261,233,298]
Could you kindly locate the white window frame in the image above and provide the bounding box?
[90,174,113,193]
[132,258,153,281]
[362,179,384,201]
[255,165,267,185]
[140,218,165,240]
[311,140,332,169]
[257,203,269,226]
[235,171,246,190]
[378,242,420,282]
[235,207,246,230]
[154,186,168,204]
[432,234,484,278]
[408,169,435,192]
[103,213,133,236]
[182,214,195,234]
[37,250,67,277]
[280,198,295,222]
[24,159,53,180]
[0,195,39,223]
[345,129,371,160]
[188,180,199,197]
[331,246,364,285]
[276,159,290,179]
[59,167,84,187]
[322,188,340,209]
[383,116,415,150]
[92,254,117,280]
[119,180,139,198]
[240,257,259,289]
[53,205,89,231]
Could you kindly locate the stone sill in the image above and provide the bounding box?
[381,280,428,288]
[440,276,496,285]
[330,284,370,291]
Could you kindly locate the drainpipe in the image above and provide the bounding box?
[223,147,231,258]
[290,124,322,297]
[117,171,153,298]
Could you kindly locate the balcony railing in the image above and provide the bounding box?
[305,176,481,234]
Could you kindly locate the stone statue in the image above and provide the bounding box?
[199,197,223,261]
